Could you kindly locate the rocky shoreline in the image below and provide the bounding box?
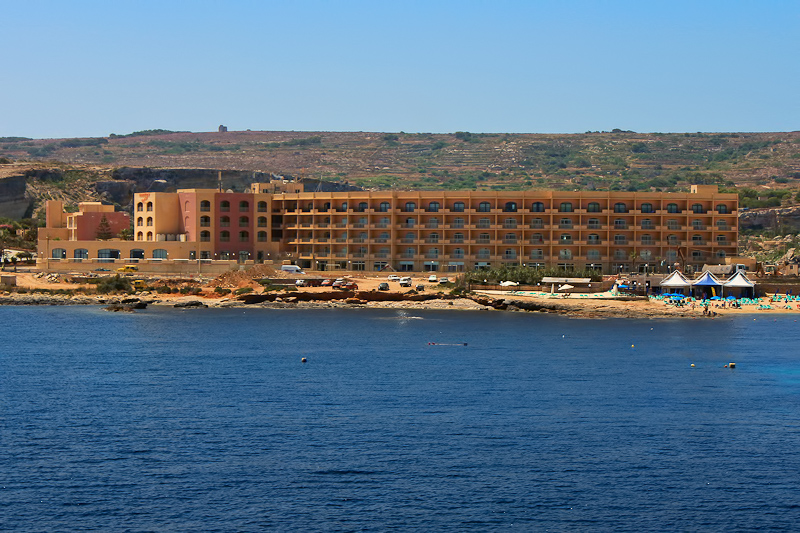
[0,290,712,319]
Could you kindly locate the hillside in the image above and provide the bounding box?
[2,129,800,220]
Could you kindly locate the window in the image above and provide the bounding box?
[74,248,89,260]
[404,202,417,212]
[200,200,211,212]
[614,234,627,244]
[667,203,679,213]
[220,230,230,242]
[137,231,143,240]
[239,201,249,211]
[98,249,121,259]
[559,218,573,228]
[560,234,572,244]
[717,250,727,259]
[692,203,704,214]
[220,201,230,212]
[504,202,517,212]
[137,217,143,227]
[640,250,652,260]
[716,235,728,243]
[504,218,517,228]
[667,234,678,244]
[427,218,440,228]
[257,216,267,227]
[136,202,143,212]
[588,218,601,229]
[559,249,572,260]
[339,202,348,212]
[587,234,600,244]
[257,201,267,212]
[559,202,573,212]
[587,249,601,260]
[427,233,440,243]
[200,216,211,227]
[377,232,390,242]
[640,203,654,213]
[692,250,704,260]
[716,220,728,230]
[614,218,627,229]
[146,232,153,241]
[504,233,517,243]
[379,202,390,212]
[477,233,490,244]
[477,218,491,228]
[239,216,249,227]
[405,218,415,228]
[692,234,703,242]
[452,233,464,243]
[587,202,600,212]
[428,201,440,212]
[667,219,680,230]
[530,249,544,259]
[692,219,704,229]
[666,250,678,260]
[641,234,653,244]
[504,249,517,259]
[257,231,267,242]
[51,248,66,259]
[530,233,543,243]
[220,216,230,227]
[153,249,168,259]
[453,202,465,212]
[614,249,626,260]
[321,202,330,212]
[452,248,464,258]
[641,218,654,229]
[478,201,491,212]
[357,202,368,212]
[452,217,465,228]
[146,217,153,226]
[531,202,545,212]
[477,248,491,259]
[146,202,153,212]
[239,231,249,242]
[613,202,627,213]
[716,204,729,214]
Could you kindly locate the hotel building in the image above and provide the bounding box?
[39,183,738,274]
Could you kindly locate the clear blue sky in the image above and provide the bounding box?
[1,0,797,138]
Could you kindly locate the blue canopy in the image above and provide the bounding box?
[692,271,723,286]
[726,295,736,300]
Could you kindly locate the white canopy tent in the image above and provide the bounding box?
[723,271,756,298]
[659,270,691,293]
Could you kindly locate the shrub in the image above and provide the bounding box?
[234,287,254,295]
[214,287,232,295]
[96,275,133,294]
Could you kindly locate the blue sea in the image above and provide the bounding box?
[2,306,800,531]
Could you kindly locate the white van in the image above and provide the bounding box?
[280,265,305,274]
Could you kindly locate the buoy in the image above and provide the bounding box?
[691,363,695,367]
[724,364,728,368]
[301,357,307,363]
[631,344,635,348]
[729,362,736,368]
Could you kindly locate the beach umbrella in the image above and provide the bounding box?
[726,295,736,300]
[709,296,721,300]
[557,284,574,291]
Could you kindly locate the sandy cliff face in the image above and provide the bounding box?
[0,175,33,219]
[740,206,800,231]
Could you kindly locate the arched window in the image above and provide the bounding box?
[504,233,517,243]
[428,201,440,212]
[239,231,249,242]
[220,230,230,242]
[640,250,652,260]
[477,218,491,228]
[614,249,626,260]
[357,202,368,212]
[196,216,208,227]
[427,233,440,243]
[667,203,679,213]
[321,202,330,212]
[73,248,89,259]
[257,231,267,242]
[530,218,544,228]
[200,200,211,212]
[146,202,153,212]
[641,234,653,244]
[614,218,627,229]
[377,232,389,242]
[504,218,517,228]
[453,248,464,258]
[379,201,390,212]
[559,218,573,228]
[717,250,727,259]
[339,202,348,212]
[559,202,573,212]
[137,217,143,226]
[238,200,249,211]
[692,219,704,229]
[692,234,703,242]
[200,230,210,242]
[453,232,464,242]
[716,220,727,229]
[692,203,704,214]
[614,234,626,244]
[530,233,543,243]
[239,216,249,227]
[152,249,168,259]
[257,216,267,227]
[530,249,544,259]
[587,202,600,212]
[477,248,491,258]
[587,249,601,260]
[478,201,491,212]
[452,217,465,228]
[588,218,601,228]
[641,203,653,213]
[478,233,491,243]
[185,201,190,212]
[136,202,143,212]
[613,202,627,213]
[129,249,144,259]
[137,231,143,240]
[559,249,572,260]
[404,202,417,212]
[257,201,267,212]
[146,232,153,241]
[146,217,153,226]
[560,233,572,243]
[51,248,66,259]
[641,218,654,229]
[531,202,545,212]
[220,251,231,260]
[504,249,517,259]
[716,204,729,214]
[98,249,121,259]
[453,201,465,212]
[504,201,517,212]
[404,232,415,242]
[220,201,230,212]
[587,233,600,244]
[220,216,230,227]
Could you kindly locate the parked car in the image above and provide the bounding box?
[321,279,333,286]
[438,277,450,284]
[343,282,359,290]
[116,265,139,273]
[428,274,438,282]
[416,284,425,291]
[295,279,307,287]
[387,274,401,282]
[94,268,111,272]
[399,277,412,287]
[332,279,346,288]
[378,282,390,291]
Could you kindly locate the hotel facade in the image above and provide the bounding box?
[39,183,738,274]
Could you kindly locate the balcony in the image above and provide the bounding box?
[691,225,708,231]
[559,223,574,229]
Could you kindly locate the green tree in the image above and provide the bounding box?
[96,215,113,240]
